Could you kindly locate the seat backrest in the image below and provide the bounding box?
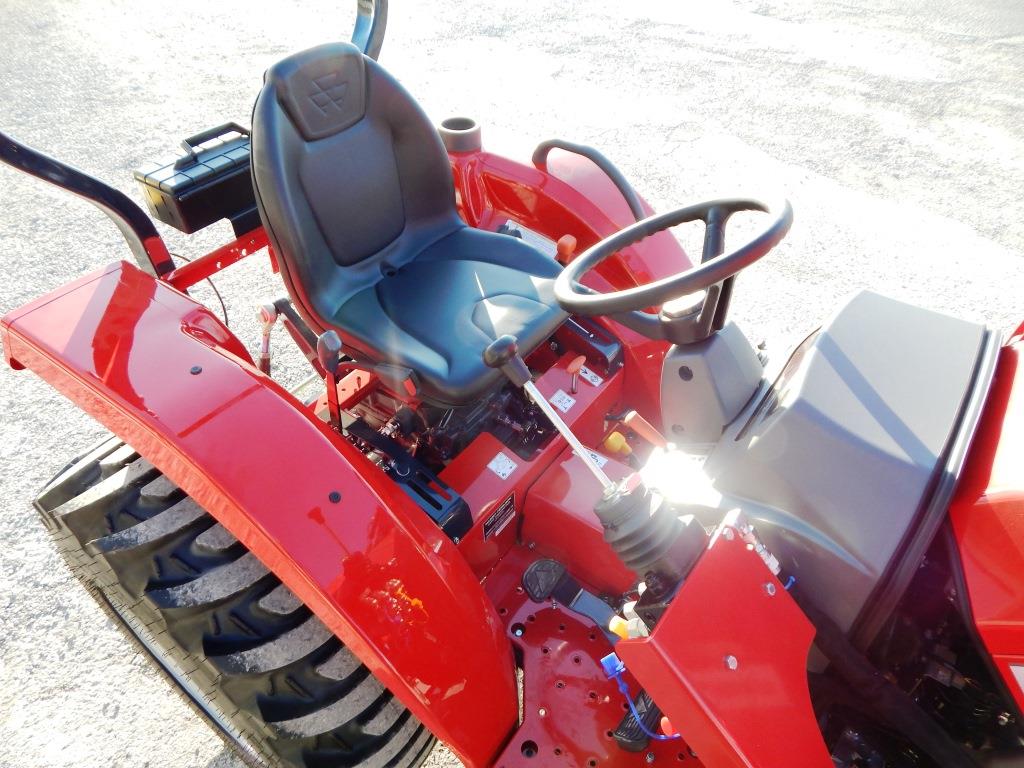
[251,43,462,335]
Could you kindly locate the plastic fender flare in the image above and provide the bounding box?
[1,261,519,768]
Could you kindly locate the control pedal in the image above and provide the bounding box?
[522,558,619,643]
[613,688,662,752]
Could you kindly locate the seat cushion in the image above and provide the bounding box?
[333,227,567,405]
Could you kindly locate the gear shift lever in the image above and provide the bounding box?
[484,335,615,492]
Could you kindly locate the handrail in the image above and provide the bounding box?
[532,138,646,223]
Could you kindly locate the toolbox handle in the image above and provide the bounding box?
[174,122,250,168]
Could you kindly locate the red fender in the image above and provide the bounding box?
[0,261,518,767]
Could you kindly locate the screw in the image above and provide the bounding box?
[538,708,547,717]
[328,491,341,503]
[764,582,777,596]
[646,752,656,764]
[453,536,460,544]
[514,627,524,637]
[190,365,202,375]
[998,712,1011,726]
[724,654,739,670]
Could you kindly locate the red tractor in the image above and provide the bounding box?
[2,4,1023,767]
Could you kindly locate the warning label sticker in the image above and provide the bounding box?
[550,389,576,413]
[487,452,518,480]
[500,219,557,259]
[581,449,609,468]
[579,366,603,387]
[484,494,516,539]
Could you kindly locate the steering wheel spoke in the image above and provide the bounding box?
[553,197,793,344]
[701,205,729,263]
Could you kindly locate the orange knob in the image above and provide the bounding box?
[603,431,632,456]
[566,354,586,394]
[608,615,630,640]
[556,234,577,265]
[623,410,668,449]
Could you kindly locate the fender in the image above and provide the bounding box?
[1,261,519,767]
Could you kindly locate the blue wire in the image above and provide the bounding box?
[612,674,681,741]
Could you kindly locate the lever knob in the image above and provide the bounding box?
[316,330,344,376]
[258,300,279,327]
[566,354,587,394]
[483,334,518,368]
[483,334,531,388]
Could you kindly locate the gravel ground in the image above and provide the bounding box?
[1,2,1022,767]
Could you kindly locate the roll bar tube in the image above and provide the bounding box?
[352,0,388,60]
[0,130,174,277]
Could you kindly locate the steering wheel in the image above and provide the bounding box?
[553,198,793,344]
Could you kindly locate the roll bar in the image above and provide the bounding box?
[0,130,175,277]
[352,0,388,60]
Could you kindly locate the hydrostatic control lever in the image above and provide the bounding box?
[484,336,706,628]
[317,330,344,431]
[483,335,615,492]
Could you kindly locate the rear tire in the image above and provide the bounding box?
[34,436,436,768]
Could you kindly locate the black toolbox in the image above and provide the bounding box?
[133,122,259,235]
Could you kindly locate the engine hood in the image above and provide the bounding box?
[646,291,999,647]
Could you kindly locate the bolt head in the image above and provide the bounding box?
[328,491,342,503]
[513,627,524,637]
[724,654,739,670]
[764,582,777,596]
[189,365,202,375]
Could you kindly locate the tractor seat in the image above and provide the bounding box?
[250,43,566,405]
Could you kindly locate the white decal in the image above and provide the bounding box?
[550,389,576,413]
[578,365,603,387]
[487,452,518,480]
[501,219,557,258]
